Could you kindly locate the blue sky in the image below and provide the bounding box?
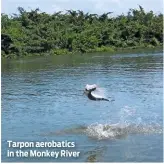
[2,0,163,16]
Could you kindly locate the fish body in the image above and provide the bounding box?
[84,84,109,101]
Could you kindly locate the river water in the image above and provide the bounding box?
[1,50,163,162]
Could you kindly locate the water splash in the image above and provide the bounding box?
[42,105,162,140]
[43,123,162,140]
[92,87,114,101]
[85,123,162,140]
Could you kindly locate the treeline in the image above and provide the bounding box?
[1,6,163,58]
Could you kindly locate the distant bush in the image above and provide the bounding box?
[1,6,163,58]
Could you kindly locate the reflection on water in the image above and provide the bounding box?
[85,146,107,162]
[1,50,163,162]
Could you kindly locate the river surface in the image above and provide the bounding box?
[1,50,163,162]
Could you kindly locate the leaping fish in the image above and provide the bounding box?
[84,84,109,101]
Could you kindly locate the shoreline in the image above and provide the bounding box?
[2,46,163,60]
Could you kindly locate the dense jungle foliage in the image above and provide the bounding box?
[1,6,163,58]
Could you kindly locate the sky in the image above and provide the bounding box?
[1,0,163,16]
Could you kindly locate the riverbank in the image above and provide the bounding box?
[2,45,163,60]
[2,7,163,59]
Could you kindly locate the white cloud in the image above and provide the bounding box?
[2,0,163,15]
[90,0,121,14]
[51,4,64,12]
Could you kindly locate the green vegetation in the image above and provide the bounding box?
[1,6,163,58]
